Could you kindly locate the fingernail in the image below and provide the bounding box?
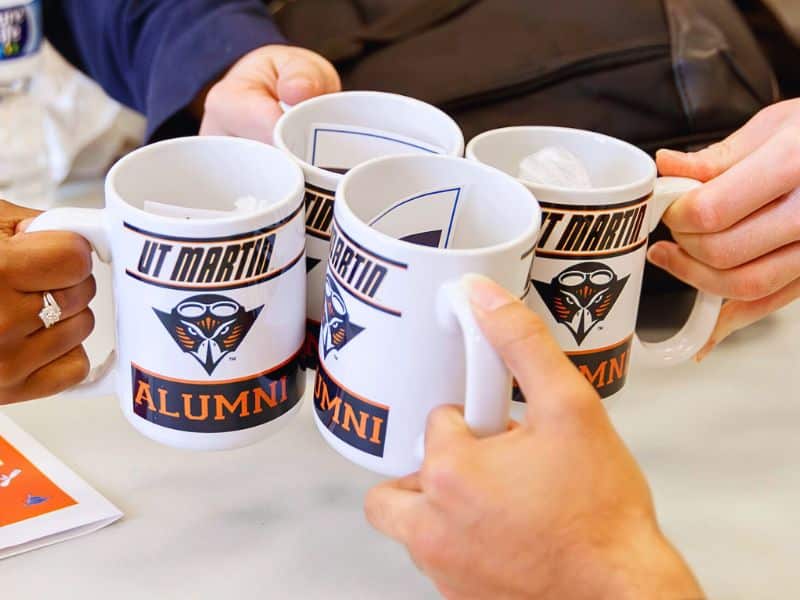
[464,274,515,312]
[647,245,668,267]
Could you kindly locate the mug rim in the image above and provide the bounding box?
[466,126,658,199]
[335,154,542,258]
[273,91,466,187]
[105,136,305,226]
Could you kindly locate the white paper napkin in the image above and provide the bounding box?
[0,412,122,560]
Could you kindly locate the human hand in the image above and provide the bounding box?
[365,276,703,600]
[0,200,96,404]
[651,99,800,358]
[198,44,341,143]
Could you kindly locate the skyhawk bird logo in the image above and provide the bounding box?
[155,294,262,375]
[320,275,364,358]
[306,257,321,273]
[533,262,628,345]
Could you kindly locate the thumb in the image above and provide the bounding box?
[465,275,601,426]
[424,405,474,457]
[276,52,341,107]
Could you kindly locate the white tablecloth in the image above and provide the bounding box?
[2,182,798,599]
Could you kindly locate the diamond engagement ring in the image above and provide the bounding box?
[38,292,63,329]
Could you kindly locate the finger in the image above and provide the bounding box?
[197,116,226,138]
[0,199,40,238]
[276,52,341,106]
[696,277,800,361]
[393,472,423,492]
[201,82,284,143]
[655,105,789,181]
[8,309,95,384]
[8,276,96,339]
[2,231,92,291]
[656,100,795,180]
[435,581,468,600]
[663,127,800,234]
[14,345,90,402]
[647,240,800,301]
[15,217,36,234]
[424,405,474,457]
[364,482,425,543]
[671,189,800,269]
[464,274,601,425]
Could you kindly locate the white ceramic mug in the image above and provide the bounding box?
[313,154,541,476]
[467,127,722,399]
[27,137,307,450]
[274,91,465,369]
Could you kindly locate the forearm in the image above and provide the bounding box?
[615,533,703,600]
[44,0,286,139]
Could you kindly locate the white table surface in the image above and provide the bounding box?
[2,182,799,599]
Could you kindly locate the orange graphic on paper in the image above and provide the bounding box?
[0,436,76,527]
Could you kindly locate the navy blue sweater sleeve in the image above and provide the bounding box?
[43,0,286,140]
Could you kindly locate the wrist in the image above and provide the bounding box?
[555,519,704,600]
[602,522,704,600]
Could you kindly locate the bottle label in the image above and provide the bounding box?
[0,0,42,61]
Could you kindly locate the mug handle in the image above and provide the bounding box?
[437,277,511,436]
[633,177,723,367]
[26,208,118,398]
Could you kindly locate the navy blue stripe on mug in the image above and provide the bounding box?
[314,361,389,458]
[131,348,305,433]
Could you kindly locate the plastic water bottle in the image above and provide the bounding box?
[0,0,51,207]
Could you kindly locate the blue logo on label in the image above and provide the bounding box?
[0,0,42,60]
[25,494,48,506]
[320,275,364,358]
